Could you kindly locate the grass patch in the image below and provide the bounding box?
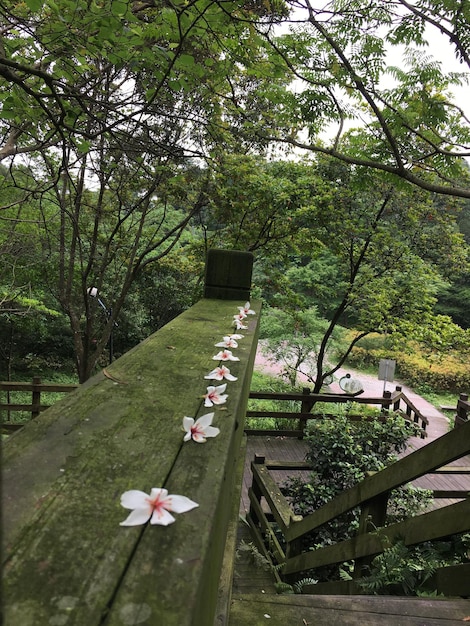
[1,370,78,428]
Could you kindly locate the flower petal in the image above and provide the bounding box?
[168,495,199,514]
[204,368,223,380]
[197,412,215,429]
[212,395,228,405]
[182,416,194,432]
[120,490,151,510]
[203,425,220,438]
[150,508,176,526]
[192,432,207,443]
[120,508,152,526]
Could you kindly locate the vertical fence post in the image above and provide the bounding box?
[382,389,392,411]
[249,455,265,527]
[299,387,313,438]
[353,491,389,579]
[204,249,254,300]
[31,376,42,419]
[393,386,402,412]
[454,393,469,428]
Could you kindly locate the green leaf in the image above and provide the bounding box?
[111,0,128,17]
[24,0,44,11]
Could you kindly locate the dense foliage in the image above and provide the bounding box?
[281,413,433,583]
[1,0,470,382]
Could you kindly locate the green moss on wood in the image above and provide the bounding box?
[3,298,260,626]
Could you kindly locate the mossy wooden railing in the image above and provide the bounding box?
[2,250,260,626]
[247,418,470,596]
[246,385,428,438]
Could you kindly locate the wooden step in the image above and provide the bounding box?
[229,594,470,625]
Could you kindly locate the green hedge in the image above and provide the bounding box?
[348,346,470,393]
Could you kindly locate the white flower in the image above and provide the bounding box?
[204,366,238,381]
[120,488,198,526]
[229,334,244,340]
[213,349,240,362]
[203,384,228,407]
[239,301,255,315]
[215,336,239,349]
[232,317,248,330]
[183,412,220,443]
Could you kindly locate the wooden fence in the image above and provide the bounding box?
[0,377,78,431]
[247,418,470,597]
[246,385,429,438]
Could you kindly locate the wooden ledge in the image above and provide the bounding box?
[3,298,260,626]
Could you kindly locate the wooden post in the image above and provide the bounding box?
[249,455,265,526]
[353,491,389,579]
[299,387,313,437]
[393,386,402,412]
[382,389,392,411]
[31,376,42,419]
[204,249,254,300]
[454,393,469,428]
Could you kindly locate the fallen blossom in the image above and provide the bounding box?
[229,333,244,340]
[215,336,239,349]
[204,366,238,381]
[238,301,256,315]
[183,412,220,443]
[203,383,228,407]
[213,349,239,362]
[232,317,248,330]
[120,488,198,526]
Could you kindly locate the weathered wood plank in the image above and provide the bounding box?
[283,498,470,576]
[251,463,294,531]
[229,594,470,625]
[3,297,260,626]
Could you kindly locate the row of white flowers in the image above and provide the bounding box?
[119,302,256,527]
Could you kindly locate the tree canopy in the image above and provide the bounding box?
[1,0,470,381]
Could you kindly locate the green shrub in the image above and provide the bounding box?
[281,414,431,583]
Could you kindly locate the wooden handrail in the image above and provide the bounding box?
[2,249,260,626]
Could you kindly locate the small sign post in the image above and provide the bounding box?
[378,358,396,395]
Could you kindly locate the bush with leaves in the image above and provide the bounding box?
[281,413,431,582]
[356,534,470,596]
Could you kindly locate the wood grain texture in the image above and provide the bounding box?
[2,298,260,626]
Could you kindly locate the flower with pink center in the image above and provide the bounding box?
[119,488,198,526]
[203,383,228,407]
[238,301,255,315]
[215,336,239,349]
[183,412,220,443]
[232,317,248,330]
[204,366,238,381]
[213,349,239,362]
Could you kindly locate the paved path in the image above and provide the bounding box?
[254,348,454,445]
